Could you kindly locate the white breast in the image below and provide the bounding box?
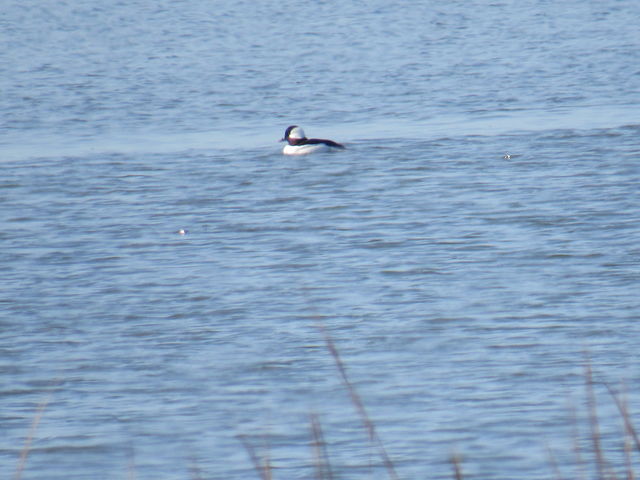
[282,143,328,155]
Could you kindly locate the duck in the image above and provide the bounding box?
[280,125,345,155]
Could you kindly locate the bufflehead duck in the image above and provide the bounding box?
[280,126,345,155]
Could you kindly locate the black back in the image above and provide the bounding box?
[282,125,345,149]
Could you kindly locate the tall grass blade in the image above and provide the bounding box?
[126,441,137,480]
[585,361,606,480]
[450,453,463,480]
[238,434,272,480]
[604,382,640,455]
[546,442,565,480]
[569,400,587,480]
[14,391,54,480]
[188,455,204,480]
[310,413,333,480]
[317,323,399,480]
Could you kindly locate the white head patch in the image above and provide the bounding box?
[289,126,306,139]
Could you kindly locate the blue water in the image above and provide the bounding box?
[2,1,640,479]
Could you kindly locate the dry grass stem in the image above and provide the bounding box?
[188,455,204,480]
[546,442,565,480]
[605,382,640,456]
[310,413,333,480]
[238,434,273,480]
[126,442,137,480]
[585,361,608,480]
[569,400,588,480]
[317,322,399,480]
[624,434,634,480]
[450,453,464,480]
[14,391,54,480]
[604,383,636,480]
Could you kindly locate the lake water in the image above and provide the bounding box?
[2,1,640,479]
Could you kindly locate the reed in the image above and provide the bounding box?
[310,412,333,480]
[585,360,608,479]
[238,434,273,480]
[240,340,640,480]
[13,390,54,480]
[239,322,399,480]
[125,441,137,480]
[450,452,464,480]
[14,348,639,479]
[550,360,640,480]
[317,322,399,480]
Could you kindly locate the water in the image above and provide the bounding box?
[2,1,640,479]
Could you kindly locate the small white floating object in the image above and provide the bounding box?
[178,229,187,235]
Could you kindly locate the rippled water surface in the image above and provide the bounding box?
[2,1,640,479]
